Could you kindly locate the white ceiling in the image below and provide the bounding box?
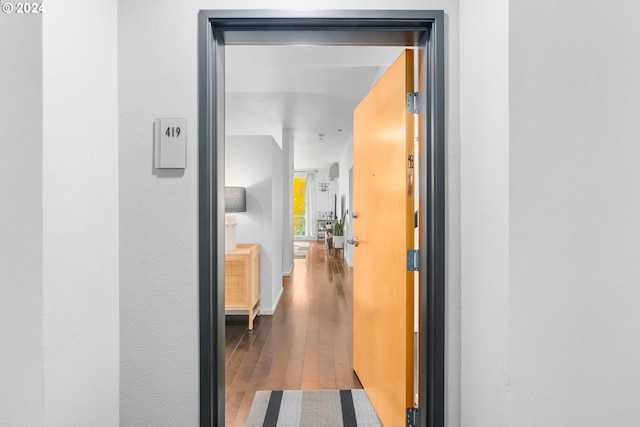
[225,45,405,169]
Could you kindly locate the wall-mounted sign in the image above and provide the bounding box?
[154,118,186,169]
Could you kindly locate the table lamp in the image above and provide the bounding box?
[225,186,246,251]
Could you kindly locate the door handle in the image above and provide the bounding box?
[347,237,359,247]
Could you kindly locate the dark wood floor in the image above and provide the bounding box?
[224,242,362,426]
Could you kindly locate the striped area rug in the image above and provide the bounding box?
[246,389,382,427]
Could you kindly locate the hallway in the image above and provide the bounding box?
[224,242,362,426]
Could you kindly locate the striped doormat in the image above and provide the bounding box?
[246,389,382,427]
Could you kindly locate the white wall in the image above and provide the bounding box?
[315,167,338,218]
[0,13,43,426]
[508,2,640,425]
[282,130,295,275]
[117,0,460,424]
[338,135,355,266]
[42,0,120,424]
[118,0,201,423]
[226,136,284,314]
[271,141,284,307]
[459,0,509,425]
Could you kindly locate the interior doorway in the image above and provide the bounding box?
[224,45,411,426]
[198,10,446,427]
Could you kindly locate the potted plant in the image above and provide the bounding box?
[332,210,348,249]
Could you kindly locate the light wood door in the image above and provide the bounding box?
[352,49,415,427]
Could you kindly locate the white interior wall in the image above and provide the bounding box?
[118,0,200,423]
[42,0,120,424]
[226,136,284,313]
[459,0,509,425]
[509,2,640,425]
[282,130,295,275]
[0,13,44,426]
[270,139,285,310]
[315,168,337,218]
[338,135,354,266]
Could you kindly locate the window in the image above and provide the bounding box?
[293,177,307,236]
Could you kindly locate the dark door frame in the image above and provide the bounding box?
[197,10,446,427]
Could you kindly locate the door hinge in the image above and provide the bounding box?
[407,407,419,427]
[407,250,419,271]
[407,92,419,114]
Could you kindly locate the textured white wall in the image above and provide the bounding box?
[118,0,201,423]
[117,0,460,424]
[0,13,44,426]
[42,0,120,424]
[459,0,509,425]
[509,2,640,425]
[226,135,284,313]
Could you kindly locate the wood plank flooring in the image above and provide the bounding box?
[224,242,362,426]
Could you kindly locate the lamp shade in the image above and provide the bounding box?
[225,186,246,212]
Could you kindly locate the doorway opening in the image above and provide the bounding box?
[223,44,409,426]
[198,10,445,427]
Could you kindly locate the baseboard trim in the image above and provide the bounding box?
[283,262,294,276]
[260,286,284,315]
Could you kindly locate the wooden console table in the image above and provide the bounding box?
[225,243,260,330]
